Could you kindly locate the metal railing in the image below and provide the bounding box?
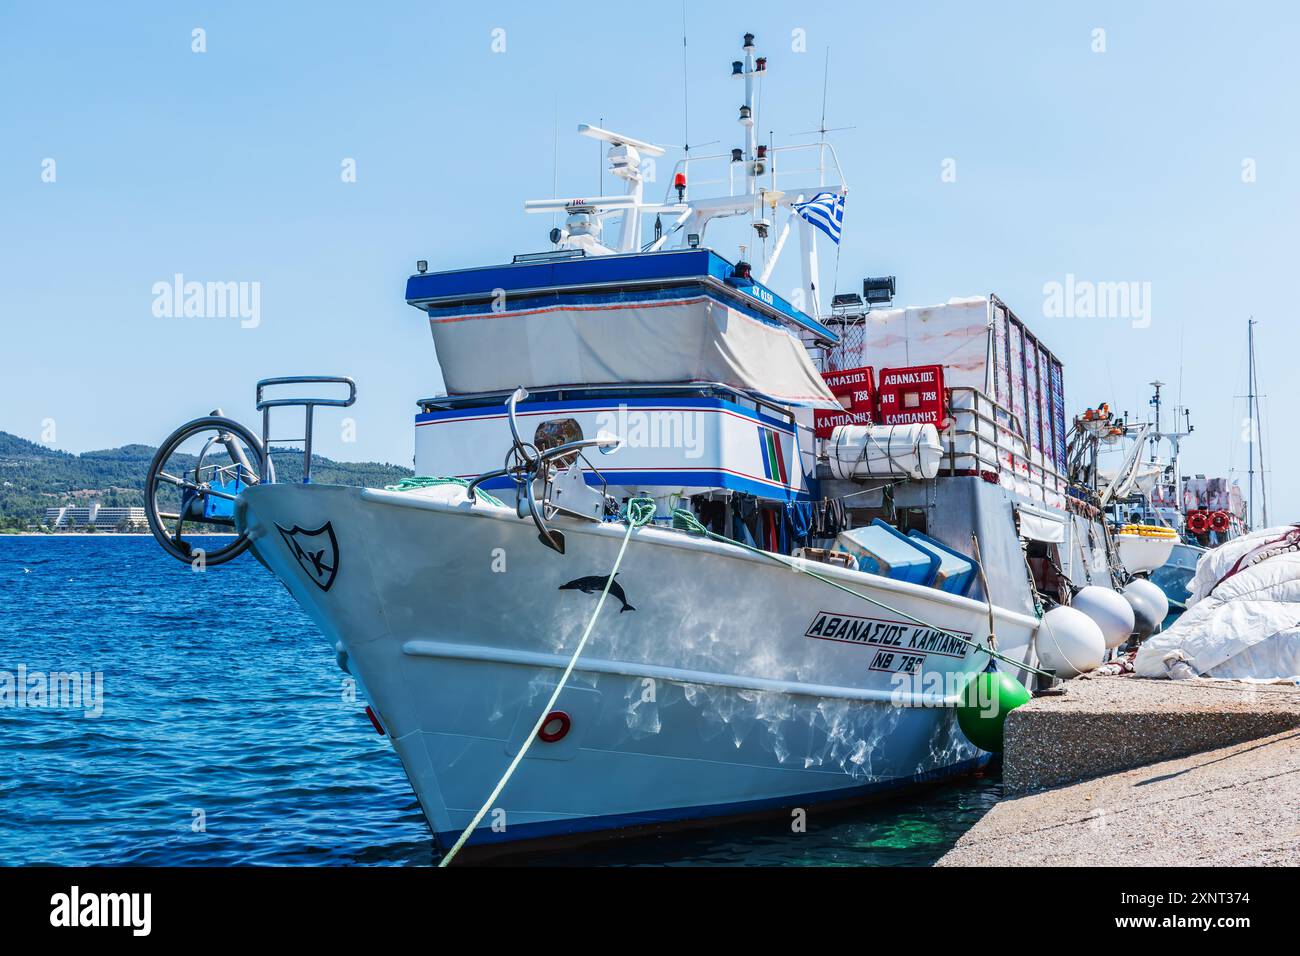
[664,141,846,202]
[255,376,357,483]
[418,381,797,427]
[943,387,1067,506]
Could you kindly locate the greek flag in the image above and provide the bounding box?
[792,190,845,244]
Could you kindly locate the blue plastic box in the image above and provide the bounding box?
[906,530,976,596]
[835,520,939,586]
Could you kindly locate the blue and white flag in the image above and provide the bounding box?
[792,190,845,244]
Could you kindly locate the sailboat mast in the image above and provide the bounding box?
[1248,318,1268,527]
[1247,319,1254,530]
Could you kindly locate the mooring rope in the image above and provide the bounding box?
[670,508,1052,678]
[385,475,506,508]
[438,496,657,867]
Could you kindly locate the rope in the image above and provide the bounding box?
[670,507,1052,678]
[438,496,657,866]
[385,475,504,508]
[1018,542,1045,619]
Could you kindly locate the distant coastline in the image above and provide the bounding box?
[0,429,412,532]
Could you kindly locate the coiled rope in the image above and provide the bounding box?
[438,496,657,866]
[670,507,1052,678]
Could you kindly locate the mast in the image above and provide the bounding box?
[1149,380,1163,463]
[738,32,760,195]
[1247,319,1254,529]
[1247,318,1268,528]
[1138,380,1192,532]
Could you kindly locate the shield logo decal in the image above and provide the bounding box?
[275,522,340,592]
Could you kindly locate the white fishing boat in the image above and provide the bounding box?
[1100,378,1255,629]
[143,33,1139,857]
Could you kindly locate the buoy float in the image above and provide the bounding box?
[1036,605,1106,678]
[1210,510,1230,533]
[1187,510,1209,535]
[1123,577,1169,639]
[956,666,1032,753]
[1071,585,1136,649]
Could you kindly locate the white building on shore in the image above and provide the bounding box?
[45,503,147,530]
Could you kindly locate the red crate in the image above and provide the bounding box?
[876,365,946,427]
[815,366,875,439]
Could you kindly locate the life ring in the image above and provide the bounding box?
[1210,511,1230,533]
[1187,511,1209,535]
[538,711,571,743]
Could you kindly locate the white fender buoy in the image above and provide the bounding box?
[1036,605,1106,678]
[1123,577,1169,640]
[1071,585,1136,649]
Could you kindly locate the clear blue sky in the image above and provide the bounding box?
[2,1,1295,521]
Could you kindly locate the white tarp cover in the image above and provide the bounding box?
[1016,504,1067,543]
[429,294,839,408]
[839,297,991,390]
[1135,524,1300,680]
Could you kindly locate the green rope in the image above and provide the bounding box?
[670,508,1052,679]
[439,496,656,866]
[384,475,505,508]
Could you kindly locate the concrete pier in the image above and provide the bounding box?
[938,676,1300,867]
[1003,676,1300,795]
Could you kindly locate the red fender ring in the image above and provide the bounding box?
[538,711,571,743]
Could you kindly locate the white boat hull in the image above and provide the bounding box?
[1117,532,1179,574]
[237,482,1040,849]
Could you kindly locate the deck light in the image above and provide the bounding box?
[862,275,896,306]
[416,260,428,274]
[832,292,864,311]
[687,233,700,248]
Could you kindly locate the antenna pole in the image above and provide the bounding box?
[819,47,830,186]
[681,1,689,157]
[552,95,559,230]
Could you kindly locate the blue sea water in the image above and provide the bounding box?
[0,536,1000,866]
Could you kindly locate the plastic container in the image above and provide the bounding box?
[905,530,975,596]
[835,520,939,585]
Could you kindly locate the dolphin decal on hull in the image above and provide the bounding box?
[558,573,636,612]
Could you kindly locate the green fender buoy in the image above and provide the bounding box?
[956,668,1031,753]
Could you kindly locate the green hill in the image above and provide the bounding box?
[0,431,413,531]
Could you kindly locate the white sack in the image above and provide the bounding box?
[1135,525,1300,680]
